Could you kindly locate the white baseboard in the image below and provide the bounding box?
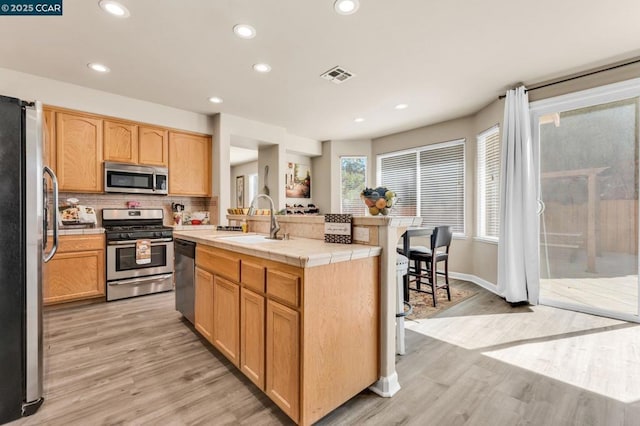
[450,272,500,295]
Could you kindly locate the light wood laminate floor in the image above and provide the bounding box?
[11,283,640,426]
[540,276,638,316]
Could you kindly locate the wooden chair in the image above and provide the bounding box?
[408,225,453,307]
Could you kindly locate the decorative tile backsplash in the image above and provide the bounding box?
[59,192,218,226]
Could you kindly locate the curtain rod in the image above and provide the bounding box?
[497,57,640,99]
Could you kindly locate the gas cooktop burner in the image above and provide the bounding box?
[105,225,173,242]
[105,225,173,232]
[102,208,173,242]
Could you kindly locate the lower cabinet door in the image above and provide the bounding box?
[266,300,300,422]
[213,276,240,366]
[43,249,105,305]
[194,267,214,343]
[240,288,265,389]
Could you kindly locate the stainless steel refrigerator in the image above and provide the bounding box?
[0,95,59,424]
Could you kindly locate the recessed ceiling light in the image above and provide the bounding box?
[98,0,130,18]
[87,62,110,73]
[334,0,359,15]
[394,103,408,110]
[253,63,271,73]
[233,24,256,39]
[208,96,223,104]
[354,117,365,123]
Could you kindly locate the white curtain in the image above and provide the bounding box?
[497,86,540,303]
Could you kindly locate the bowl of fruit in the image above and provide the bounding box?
[360,186,396,216]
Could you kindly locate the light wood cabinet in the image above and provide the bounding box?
[266,299,300,421]
[168,131,211,196]
[43,234,105,305]
[212,276,240,366]
[43,106,210,194]
[240,287,265,389]
[197,245,240,282]
[103,120,138,164]
[43,108,56,170]
[55,112,103,192]
[103,122,169,167]
[138,126,169,166]
[193,244,379,426]
[195,267,214,343]
[267,269,301,308]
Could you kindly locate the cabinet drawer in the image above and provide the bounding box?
[267,269,300,308]
[196,246,240,282]
[58,234,105,252]
[241,260,265,293]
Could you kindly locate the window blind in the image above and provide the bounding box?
[378,140,465,231]
[379,152,418,216]
[477,126,500,238]
[419,143,465,232]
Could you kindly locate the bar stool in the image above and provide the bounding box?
[396,254,412,355]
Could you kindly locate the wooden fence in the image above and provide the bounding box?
[543,200,638,254]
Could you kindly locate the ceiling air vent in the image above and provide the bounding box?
[320,66,355,84]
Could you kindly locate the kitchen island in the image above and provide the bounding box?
[173,229,381,425]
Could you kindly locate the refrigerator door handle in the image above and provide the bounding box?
[42,166,59,263]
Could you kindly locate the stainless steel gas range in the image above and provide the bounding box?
[102,209,174,301]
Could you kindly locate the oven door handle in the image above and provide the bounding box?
[108,274,174,286]
[108,238,173,245]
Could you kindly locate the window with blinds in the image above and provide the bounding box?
[377,139,465,233]
[420,143,465,232]
[379,152,418,216]
[340,156,367,215]
[477,125,500,239]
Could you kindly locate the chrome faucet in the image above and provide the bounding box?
[248,194,281,240]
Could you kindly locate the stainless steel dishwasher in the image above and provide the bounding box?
[174,239,195,324]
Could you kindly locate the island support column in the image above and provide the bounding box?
[369,217,419,397]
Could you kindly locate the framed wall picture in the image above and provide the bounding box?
[285,162,311,198]
[236,175,245,207]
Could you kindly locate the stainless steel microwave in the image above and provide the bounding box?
[104,162,168,195]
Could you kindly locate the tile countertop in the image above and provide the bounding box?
[49,227,105,236]
[170,224,217,231]
[173,229,382,268]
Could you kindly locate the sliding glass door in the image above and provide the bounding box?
[531,80,640,321]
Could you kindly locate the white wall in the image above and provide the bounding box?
[311,142,332,214]
[230,161,259,208]
[284,133,322,157]
[214,113,320,222]
[0,68,323,224]
[0,67,213,134]
[257,145,285,211]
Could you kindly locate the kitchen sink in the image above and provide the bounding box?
[218,235,275,244]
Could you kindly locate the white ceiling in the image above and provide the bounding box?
[2,0,640,142]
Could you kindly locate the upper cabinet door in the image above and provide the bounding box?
[43,108,56,170]
[168,131,211,196]
[104,120,138,164]
[138,126,169,167]
[56,112,103,192]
